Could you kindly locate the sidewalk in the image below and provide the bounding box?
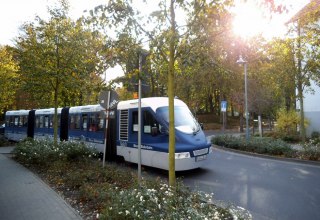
[0,147,82,220]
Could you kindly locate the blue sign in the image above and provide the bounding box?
[221,101,227,112]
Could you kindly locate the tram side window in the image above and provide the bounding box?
[44,116,49,128]
[143,111,159,134]
[9,116,14,127]
[14,116,19,126]
[89,114,98,132]
[39,116,44,128]
[51,115,61,128]
[5,117,9,127]
[132,111,138,132]
[50,115,53,128]
[19,116,23,127]
[82,114,88,131]
[23,116,28,127]
[35,116,40,128]
[70,114,80,130]
[98,114,104,131]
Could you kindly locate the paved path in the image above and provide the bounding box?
[0,147,82,220]
[182,148,320,220]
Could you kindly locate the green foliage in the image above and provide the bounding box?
[13,139,98,166]
[212,135,294,157]
[311,131,320,141]
[275,109,308,142]
[0,135,11,147]
[0,46,19,114]
[16,2,106,108]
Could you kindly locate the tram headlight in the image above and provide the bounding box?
[175,152,190,159]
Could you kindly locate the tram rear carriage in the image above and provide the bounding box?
[5,110,30,142]
[116,97,212,171]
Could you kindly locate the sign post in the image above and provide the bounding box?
[221,101,227,132]
[99,90,119,168]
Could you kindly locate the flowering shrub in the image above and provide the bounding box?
[300,139,320,161]
[13,138,98,166]
[13,139,252,219]
[100,182,237,220]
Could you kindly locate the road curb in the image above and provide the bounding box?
[213,144,320,166]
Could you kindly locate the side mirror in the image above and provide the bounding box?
[200,123,204,130]
[160,126,169,135]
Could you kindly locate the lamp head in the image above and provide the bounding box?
[236,55,247,64]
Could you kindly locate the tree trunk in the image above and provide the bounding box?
[168,0,176,187]
[297,25,306,142]
[297,79,306,141]
[240,113,244,133]
[53,79,59,147]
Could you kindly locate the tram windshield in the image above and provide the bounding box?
[156,106,200,134]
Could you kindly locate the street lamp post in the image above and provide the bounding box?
[237,56,250,141]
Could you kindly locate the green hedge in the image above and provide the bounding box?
[211,135,295,157]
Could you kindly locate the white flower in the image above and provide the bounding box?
[125,210,130,215]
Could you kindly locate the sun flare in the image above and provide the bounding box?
[232,0,272,39]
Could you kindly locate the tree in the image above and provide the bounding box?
[16,0,106,145]
[263,39,296,111]
[85,0,288,186]
[167,0,177,187]
[286,1,320,141]
[0,46,19,117]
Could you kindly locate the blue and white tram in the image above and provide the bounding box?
[5,110,30,142]
[4,97,212,171]
[116,97,212,171]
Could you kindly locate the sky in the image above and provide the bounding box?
[232,0,310,39]
[0,0,108,46]
[0,0,309,45]
[0,0,310,82]
[0,0,309,46]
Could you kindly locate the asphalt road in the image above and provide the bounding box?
[179,148,320,220]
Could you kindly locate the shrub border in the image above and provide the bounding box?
[213,144,320,166]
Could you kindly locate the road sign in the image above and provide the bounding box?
[221,101,227,112]
[99,90,119,110]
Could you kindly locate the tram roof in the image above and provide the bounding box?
[35,108,62,115]
[69,104,104,114]
[5,110,30,116]
[117,97,187,112]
